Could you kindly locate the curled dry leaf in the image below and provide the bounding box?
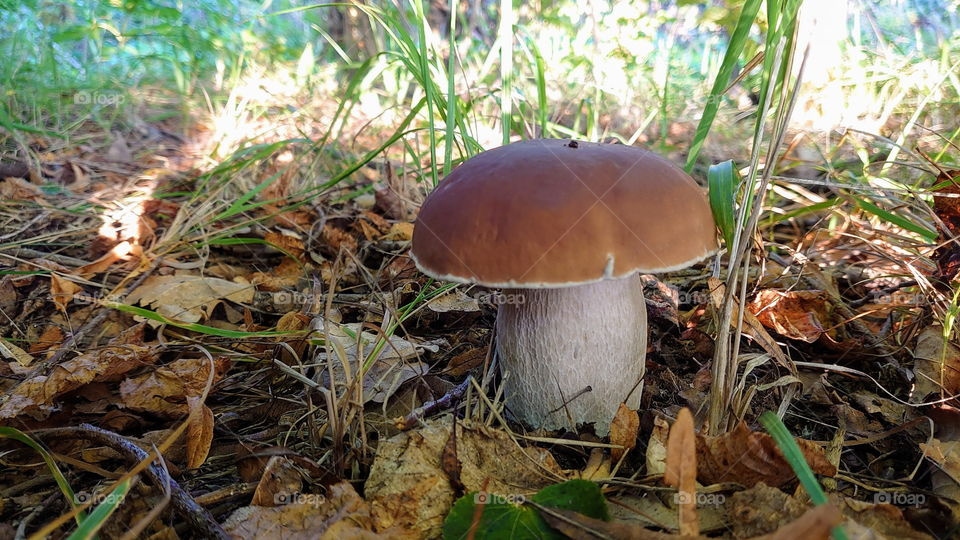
[29,325,66,355]
[0,338,33,367]
[318,323,441,404]
[185,396,214,469]
[610,403,639,462]
[748,289,834,343]
[251,455,304,507]
[365,417,561,538]
[912,325,960,401]
[0,324,157,421]
[50,273,83,311]
[126,274,255,324]
[696,421,835,487]
[646,414,671,476]
[120,356,230,418]
[665,408,698,537]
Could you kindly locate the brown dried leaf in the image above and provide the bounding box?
[263,231,305,259]
[610,404,639,462]
[223,481,415,539]
[913,325,960,401]
[251,455,303,507]
[749,290,833,343]
[665,408,698,536]
[250,257,303,292]
[920,438,960,485]
[751,504,841,540]
[444,347,487,377]
[50,273,83,311]
[185,397,214,469]
[0,338,33,367]
[29,325,65,355]
[120,356,228,418]
[126,274,255,324]
[696,421,835,487]
[383,222,414,241]
[366,418,561,538]
[0,325,158,420]
[440,422,464,493]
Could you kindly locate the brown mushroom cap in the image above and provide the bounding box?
[411,139,718,287]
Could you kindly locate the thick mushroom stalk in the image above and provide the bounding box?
[495,274,646,435]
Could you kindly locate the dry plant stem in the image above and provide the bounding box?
[707,25,805,435]
[496,275,646,436]
[38,424,229,540]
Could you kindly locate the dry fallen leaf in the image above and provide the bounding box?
[126,274,255,324]
[749,289,834,343]
[50,273,83,311]
[920,437,960,486]
[913,325,960,401]
[365,417,561,538]
[0,338,33,367]
[665,408,698,536]
[28,325,66,355]
[646,414,671,477]
[251,455,304,507]
[0,325,158,420]
[185,396,214,469]
[696,421,835,487]
[610,403,639,462]
[751,504,841,540]
[223,481,415,539]
[120,356,229,418]
[318,323,441,404]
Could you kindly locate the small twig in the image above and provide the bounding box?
[396,376,473,430]
[0,247,90,267]
[37,424,229,540]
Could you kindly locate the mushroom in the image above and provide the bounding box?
[410,139,717,435]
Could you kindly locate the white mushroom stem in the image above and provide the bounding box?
[495,274,646,436]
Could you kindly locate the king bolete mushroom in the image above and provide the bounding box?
[410,139,717,435]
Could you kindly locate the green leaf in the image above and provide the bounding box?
[708,160,738,248]
[442,479,608,540]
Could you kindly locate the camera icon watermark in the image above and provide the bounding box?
[673,490,725,507]
[75,491,126,505]
[73,90,126,106]
[873,491,925,507]
[474,491,526,505]
[274,492,327,506]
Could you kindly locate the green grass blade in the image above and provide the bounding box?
[0,427,86,524]
[852,196,938,242]
[104,302,293,338]
[685,0,763,172]
[67,478,133,540]
[759,412,848,540]
[499,0,513,144]
[443,0,458,176]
